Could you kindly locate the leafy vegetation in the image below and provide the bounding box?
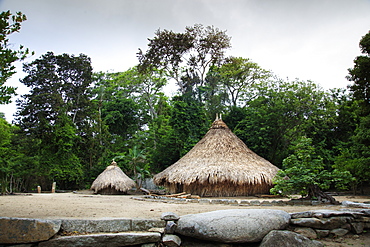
[0,11,33,104]
[0,16,369,197]
[270,137,353,203]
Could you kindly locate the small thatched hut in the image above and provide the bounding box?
[91,161,135,195]
[153,117,279,197]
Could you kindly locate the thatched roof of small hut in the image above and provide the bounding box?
[153,116,279,197]
[91,161,135,194]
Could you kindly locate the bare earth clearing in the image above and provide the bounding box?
[1,191,370,246]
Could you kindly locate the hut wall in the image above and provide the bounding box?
[165,181,272,197]
[97,186,128,195]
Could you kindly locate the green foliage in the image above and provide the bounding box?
[334,114,370,192]
[117,146,149,189]
[211,57,271,107]
[138,24,231,94]
[5,26,369,195]
[338,30,370,193]
[0,117,14,193]
[234,78,335,166]
[348,30,370,116]
[15,52,95,189]
[0,11,33,104]
[271,137,353,198]
[169,96,209,157]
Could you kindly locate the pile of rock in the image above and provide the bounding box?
[0,217,165,246]
[290,209,370,239]
[171,209,324,247]
[1,207,370,246]
[132,195,332,206]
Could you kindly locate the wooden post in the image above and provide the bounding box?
[37,186,41,193]
[51,182,56,193]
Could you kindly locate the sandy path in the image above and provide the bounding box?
[1,192,369,219]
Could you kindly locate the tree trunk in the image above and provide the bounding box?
[307,184,339,205]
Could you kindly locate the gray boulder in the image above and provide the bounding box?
[38,232,161,247]
[330,228,349,237]
[342,201,370,209]
[291,210,365,219]
[293,227,317,239]
[290,216,352,229]
[162,234,181,247]
[161,212,180,221]
[0,217,61,244]
[260,230,324,247]
[176,209,290,243]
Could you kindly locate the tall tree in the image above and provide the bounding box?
[15,52,94,189]
[169,96,209,157]
[348,30,370,116]
[138,24,231,95]
[234,78,336,166]
[211,57,271,107]
[0,11,33,104]
[336,30,370,193]
[0,116,15,193]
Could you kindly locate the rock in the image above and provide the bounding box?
[61,219,131,233]
[148,227,165,234]
[162,234,181,247]
[351,222,365,234]
[250,200,261,206]
[180,237,234,247]
[239,200,250,205]
[3,244,34,247]
[0,217,61,244]
[290,216,352,229]
[315,229,330,238]
[161,212,180,221]
[132,218,165,231]
[330,228,349,237]
[165,221,177,234]
[294,227,317,239]
[290,210,364,219]
[176,209,290,243]
[342,201,370,209]
[60,218,164,233]
[199,199,211,204]
[290,211,316,219]
[259,230,324,247]
[339,208,370,216]
[141,243,157,247]
[38,232,161,247]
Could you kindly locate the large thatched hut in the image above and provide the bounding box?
[91,161,135,195]
[153,117,279,197]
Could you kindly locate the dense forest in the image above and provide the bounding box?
[1,13,369,195]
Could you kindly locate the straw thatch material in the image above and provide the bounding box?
[153,117,279,197]
[91,161,135,195]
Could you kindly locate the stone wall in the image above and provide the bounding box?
[132,195,330,206]
[1,203,370,246]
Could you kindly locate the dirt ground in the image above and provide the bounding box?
[1,191,370,246]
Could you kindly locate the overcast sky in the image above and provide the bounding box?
[1,0,370,122]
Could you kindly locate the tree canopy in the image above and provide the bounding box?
[138,24,231,95]
[270,137,352,203]
[0,11,33,104]
[0,23,369,197]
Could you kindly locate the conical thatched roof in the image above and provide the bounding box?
[153,117,279,196]
[91,161,135,194]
